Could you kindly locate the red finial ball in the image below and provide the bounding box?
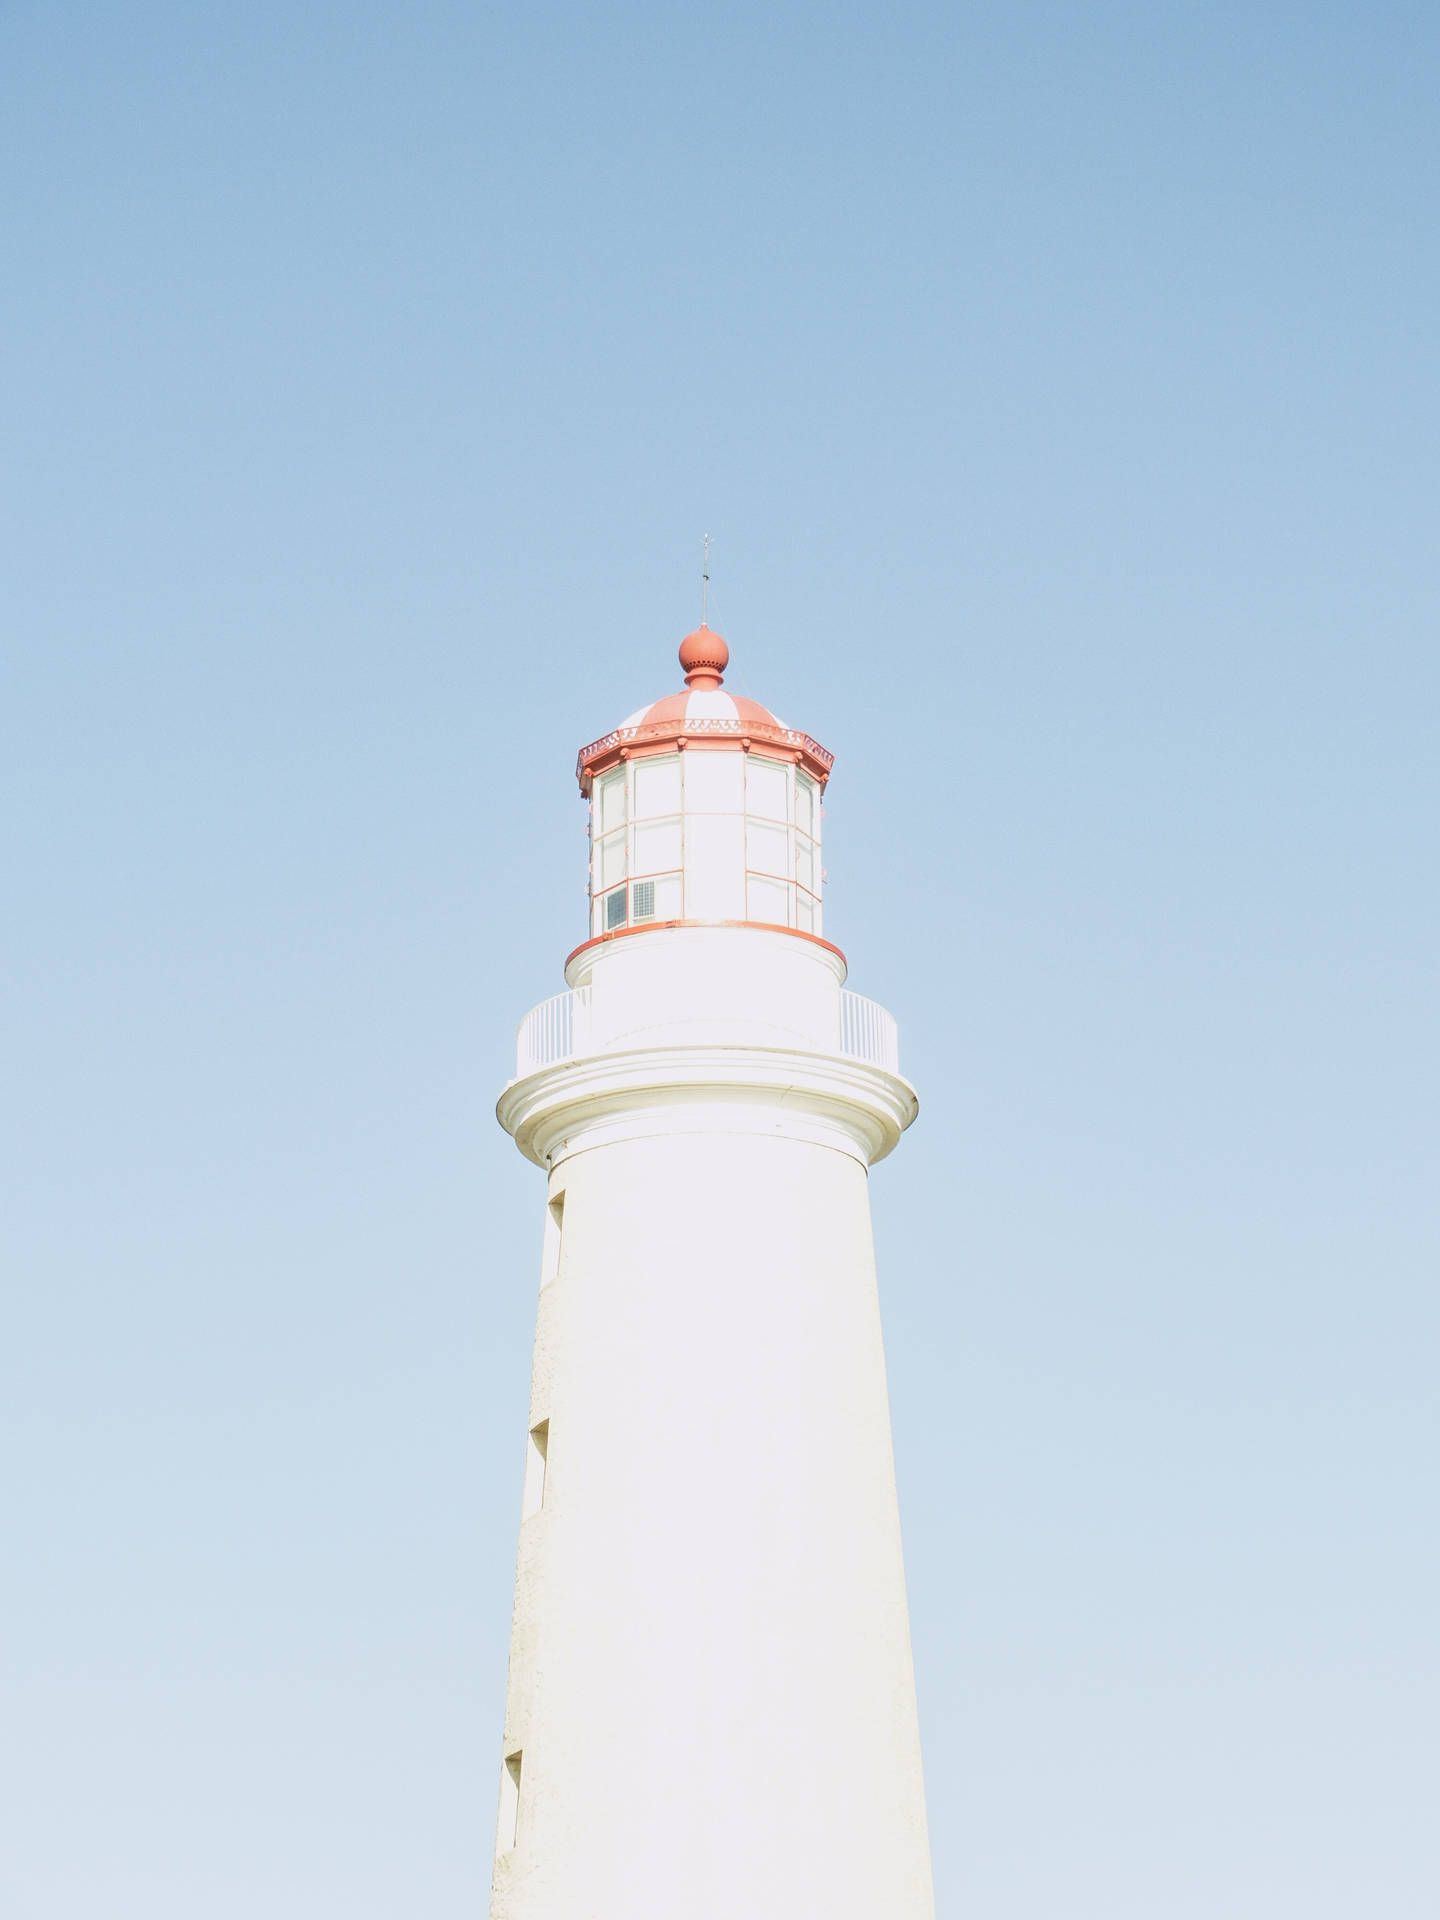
[678,623,729,690]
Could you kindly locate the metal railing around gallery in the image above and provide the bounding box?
[514,986,900,1080]
[514,989,590,1079]
[837,989,900,1075]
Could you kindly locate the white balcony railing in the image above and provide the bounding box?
[514,986,900,1079]
[838,989,900,1074]
[515,988,591,1078]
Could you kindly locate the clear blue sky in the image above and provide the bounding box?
[3,2,1436,1913]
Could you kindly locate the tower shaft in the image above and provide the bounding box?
[493,927,932,1917]
[491,1125,932,1918]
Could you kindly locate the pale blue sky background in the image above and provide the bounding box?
[2,2,1436,1913]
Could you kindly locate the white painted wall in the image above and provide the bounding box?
[493,928,932,1918]
[566,924,845,1057]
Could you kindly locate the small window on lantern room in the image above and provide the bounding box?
[634,755,682,818]
[746,756,789,822]
[597,769,627,834]
[794,771,821,937]
[630,756,683,927]
[633,816,683,877]
[746,819,789,879]
[593,768,628,910]
[795,773,818,838]
[598,833,628,889]
[683,750,744,813]
[747,873,791,925]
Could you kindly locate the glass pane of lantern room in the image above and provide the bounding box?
[633,818,682,875]
[600,831,627,888]
[634,755,682,818]
[747,874,791,926]
[746,757,789,821]
[795,773,817,838]
[684,812,746,919]
[683,750,744,813]
[747,820,789,878]
[598,770,627,834]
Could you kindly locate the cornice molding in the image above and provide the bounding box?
[496,1043,919,1171]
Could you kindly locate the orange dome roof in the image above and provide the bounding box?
[575,627,833,794]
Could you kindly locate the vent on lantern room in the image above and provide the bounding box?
[606,889,627,930]
[632,879,656,921]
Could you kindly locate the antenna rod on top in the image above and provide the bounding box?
[701,533,710,625]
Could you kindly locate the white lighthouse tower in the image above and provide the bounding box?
[491,623,934,1919]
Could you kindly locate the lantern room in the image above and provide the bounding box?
[575,625,834,945]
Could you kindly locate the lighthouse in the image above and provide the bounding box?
[491,624,934,1919]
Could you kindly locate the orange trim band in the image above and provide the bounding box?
[565,919,847,971]
[576,718,833,795]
